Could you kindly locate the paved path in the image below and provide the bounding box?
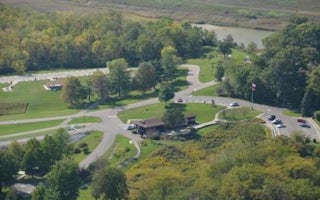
[1,64,320,169]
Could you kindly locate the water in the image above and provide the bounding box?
[194,24,274,49]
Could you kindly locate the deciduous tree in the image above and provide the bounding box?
[62,77,87,106]
[108,58,131,97]
[91,167,128,200]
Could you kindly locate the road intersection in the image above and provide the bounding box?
[0,65,319,168]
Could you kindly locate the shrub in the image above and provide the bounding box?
[79,142,88,149]
[73,148,81,154]
[314,110,320,121]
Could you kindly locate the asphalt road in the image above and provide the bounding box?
[0,64,319,168]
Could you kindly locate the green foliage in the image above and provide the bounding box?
[158,83,175,105]
[219,107,261,121]
[62,77,87,107]
[314,110,320,121]
[133,61,157,93]
[91,167,128,200]
[47,158,80,200]
[162,104,185,129]
[90,70,109,101]
[0,149,19,192]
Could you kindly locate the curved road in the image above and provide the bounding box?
[1,65,319,168]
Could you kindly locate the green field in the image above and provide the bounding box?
[0,129,58,142]
[219,107,261,121]
[4,0,320,31]
[192,83,222,96]
[118,102,225,123]
[282,109,301,117]
[0,81,77,120]
[68,116,102,124]
[0,119,63,136]
[73,131,103,163]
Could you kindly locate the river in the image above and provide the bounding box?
[194,24,274,49]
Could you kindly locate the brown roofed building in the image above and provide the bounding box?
[134,118,165,135]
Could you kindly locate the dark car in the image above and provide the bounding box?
[271,119,282,124]
[300,123,311,128]
[297,118,306,123]
[267,115,276,121]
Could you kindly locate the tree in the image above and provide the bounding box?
[47,158,80,200]
[161,45,179,81]
[62,76,87,106]
[133,61,157,93]
[91,167,128,200]
[31,183,46,200]
[162,104,185,129]
[8,141,24,164]
[108,58,131,97]
[219,41,232,58]
[21,138,41,175]
[158,83,175,106]
[90,70,109,101]
[247,41,257,54]
[0,149,19,192]
[301,91,313,116]
[215,62,224,81]
[307,66,320,96]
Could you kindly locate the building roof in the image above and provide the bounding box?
[134,118,164,129]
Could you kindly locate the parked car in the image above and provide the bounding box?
[300,123,311,128]
[126,124,135,130]
[297,118,306,123]
[276,123,286,128]
[271,119,282,124]
[229,102,239,107]
[175,98,184,103]
[267,115,276,121]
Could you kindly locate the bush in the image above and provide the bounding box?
[79,142,88,149]
[314,110,320,121]
[73,148,81,154]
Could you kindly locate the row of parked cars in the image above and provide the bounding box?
[267,114,311,129]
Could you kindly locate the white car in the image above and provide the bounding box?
[229,102,239,107]
[276,123,286,128]
[126,124,135,130]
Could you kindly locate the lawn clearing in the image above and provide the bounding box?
[68,116,102,124]
[103,135,137,168]
[0,129,58,142]
[0,81,77,120]
[187,56,221,83]
[192,83,222,96]
[0,119,63,136]
[282,109,301,117]
[73,131,103,164]
[219,107,261,121]
[118,102,225,123]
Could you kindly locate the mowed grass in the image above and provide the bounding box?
[187,56,221,83]
[282,109,301,117]
[0,129,58,142]
[219,107,261,121]
[0,81,77,120]
[105,135,137,168]
[118,102,225,123]
[0,119,63,136]
[68,116,102,124]
[73,131,103,164]
[192,83,222,96]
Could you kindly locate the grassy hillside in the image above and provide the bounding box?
[3,0,319,30]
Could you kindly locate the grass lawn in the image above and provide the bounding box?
[192,83,222,96]
[0,81,77,120]
[118,102,225,123]
[0,119,63,136]
[219,107,261,121]
[282,109,301,117]
[187,55,221,83]
[0,129,58,142]
[73,131,103,164]
[102,135,137,168]
[68,116,102,124]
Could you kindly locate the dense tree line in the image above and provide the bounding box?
[219,17,320,115]
[0,4,216,74]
